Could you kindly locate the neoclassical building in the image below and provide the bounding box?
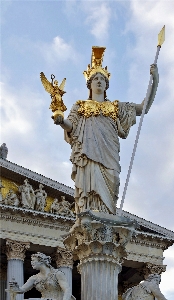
[1,157,174,300]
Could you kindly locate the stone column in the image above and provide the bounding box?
[77,248,122,300]
[0,262,7,300]
[54,247,73,293]
[6,239,30,300]
[64,211,136,300]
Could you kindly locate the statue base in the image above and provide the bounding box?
[64,210,137,300]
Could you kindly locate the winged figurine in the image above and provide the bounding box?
[40,72,67,119]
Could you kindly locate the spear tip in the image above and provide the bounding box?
[158,25,165,47]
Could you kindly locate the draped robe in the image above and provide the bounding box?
[64,100,136,214]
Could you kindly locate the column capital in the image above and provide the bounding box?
[6,239,30,261]
[64,212,135,268]
[52,247,73,269]
[142,263,166,278]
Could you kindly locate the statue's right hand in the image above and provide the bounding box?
[54,115,64,125]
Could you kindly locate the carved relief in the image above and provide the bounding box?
[64,216,134,265]
[143,263,166,278]
[4,189,19,207]
[50,196,75,218]
[0,160,74,198]
[0,177,75,217]
[0,178,49,212]
[6,239,30,261]
[0,177,19,201]
[52,247,73,268]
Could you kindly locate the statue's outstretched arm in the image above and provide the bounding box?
[18,276,35,293]
[6,276,35,298]
[57,271,72,300]
[135,64,159,116]
[54,116,72,132]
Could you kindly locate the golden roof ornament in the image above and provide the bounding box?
[83,46,111,81]
[40,72,67,119]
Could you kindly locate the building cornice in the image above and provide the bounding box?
[0,159,74,196]
[0,204,74,247]
[0,204,75,225]
[117,209,174,240]
[131,232,174,250]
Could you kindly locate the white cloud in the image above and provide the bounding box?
[5,35,78,66]
[83,2,111,40]
[1,82,33,136]
[39,36,78,64]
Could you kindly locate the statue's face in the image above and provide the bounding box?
[91,73,106,94]
[31,257,42,270]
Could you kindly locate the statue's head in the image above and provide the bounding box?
[24,179,29,185]
[31,252,51,269]
[83,47,110,100]
[87,72,109,100]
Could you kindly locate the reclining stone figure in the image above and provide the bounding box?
[122,274,167,300]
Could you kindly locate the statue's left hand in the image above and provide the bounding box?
[5,281,23,296]
[150,64,158,77]
[8,281,21,292]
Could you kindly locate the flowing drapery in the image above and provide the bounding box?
[64,101,136,214]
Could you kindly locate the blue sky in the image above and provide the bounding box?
[1,1,174,298]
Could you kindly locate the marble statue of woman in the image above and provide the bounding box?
[7,252,75,300]
[122,274,167,300]
[18,179,36,209]
[35,184,47,211]
[54,47,159,215]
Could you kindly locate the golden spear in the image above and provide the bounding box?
[119,26,165,216]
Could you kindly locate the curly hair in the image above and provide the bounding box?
[86,72,109,100]
[31,252,52,267]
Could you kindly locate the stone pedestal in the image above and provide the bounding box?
[6,239,30,300]
[54,246,74,293]
[64,210,136,300]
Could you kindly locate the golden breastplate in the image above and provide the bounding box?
[76,100,119,121]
